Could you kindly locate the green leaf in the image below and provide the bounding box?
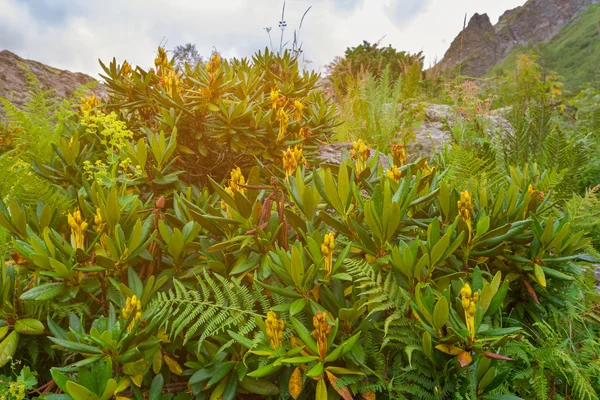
[247,361,283,378]
[0,331,19,367]
[49,337,102,354]
[533,264,547,288]
[432,297,449,332]
[316,378,327,400]
[306,362,324,377]
[123,359,149,375]
[290,316,319,355]
[289,298,306,316]
[15,319,45,335]
[168,228,184,261]
[66,381,99,400]
[282,356,319,364]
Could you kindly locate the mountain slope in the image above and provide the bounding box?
[437,0,597,78]
[0,50,105,116]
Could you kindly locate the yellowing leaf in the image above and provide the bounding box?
[435,344,463,355]
[131,374,143,387]
[533,264,547,288]
[457,351,473,367]
[289,367,303,400]
[325,371,352,400]
[164,354,182,375]
[152,350,162,374]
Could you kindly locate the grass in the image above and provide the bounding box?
[487,3,600,91]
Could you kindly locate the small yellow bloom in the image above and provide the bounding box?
[122,295,142,332]
[460,283,478,341]
[312,311,332,360]
[293,100,304,122]
[277,108,290,142]
[391,144,407,166]
[265,311,285,350]
[154,46,169,70]
[350,140,369,173]
[80,94,99,113]
[270,87,280,109]
[282,146,304,176]
[321,232,335,277]
[458,190,473,223]
[386,165,402,181]
[68,210,88,249]
[228,167,246,194]
[206,52,221,74]
[121,60,132,77]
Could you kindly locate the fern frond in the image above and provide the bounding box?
[145,272,265,350]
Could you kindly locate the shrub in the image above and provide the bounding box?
[0,50,599,400]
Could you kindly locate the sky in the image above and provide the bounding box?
[0,0,525,78]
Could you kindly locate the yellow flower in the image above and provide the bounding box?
[122,294,142,332]
[164,69,180,96]
[121,60,132,77]
[265,311,285,350]
[321,232,335,277]
[350,139,369,173]
[391,144,407,166]
[94,208,104,233]
[206,52,221,74]
[154,46,169,70]
[293,100,304,122]
[283,146,304,176]
[80,94,99,113]
[385,165,402,181]
[460,283,478,341]
[277,108,290,142]
[68,210,88,249]
[312,311,332,360]
[270,87,280,109]
[228,167,246,194]
[528,184,535,196]
[458,190,473,223]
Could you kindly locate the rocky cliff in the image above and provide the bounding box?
[437,0,598,77]
[0,50,105,116]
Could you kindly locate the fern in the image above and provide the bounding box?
[144,272,267,350]
[446,144,506,192]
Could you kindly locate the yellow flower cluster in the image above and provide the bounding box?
[283,146,304,176]
[460,283,478,341]
[391,144,407,166]
[228,167,246,195]
[350,140,369,173]
[121,60,132,77]
[457,190,473,224]
[68,210,88,249]
[321,233,335,277]
[385,165,402,182]
[122,295,142,332]
[293,100,304,122]
[277,108,290,142]
[154,46,169,71]
[80,94,99,113]
[421,159,434,175]
[164,69,180,96]
[265,311,285,350]
[312,311,332,359]
[270,87,280,110]
[206,52,221,74]
[94,208,104,234]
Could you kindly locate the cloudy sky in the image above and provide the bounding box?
[0,0,524,78]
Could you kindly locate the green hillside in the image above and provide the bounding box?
[489,3,600,91]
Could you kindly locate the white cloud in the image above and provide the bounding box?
[0,0,525,77]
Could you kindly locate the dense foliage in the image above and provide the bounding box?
[0,44,600,400]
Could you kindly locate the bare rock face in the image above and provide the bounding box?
[0,50,106,116]
[437,0,598,77]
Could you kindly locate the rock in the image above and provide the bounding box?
[0,50,106,117]
[317,103,513,165]
[436,0,598,77]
